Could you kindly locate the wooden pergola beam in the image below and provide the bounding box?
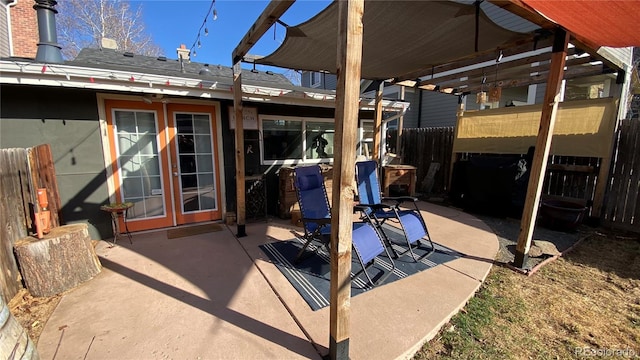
[460,63,605,93]
[417,48,578,87]
[514,28,569,269]
[329,1,364,358]
[393,36,554,83]
[431,60,604,93]
[232,1,295,64]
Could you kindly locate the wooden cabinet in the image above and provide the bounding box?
[382,165,417,197]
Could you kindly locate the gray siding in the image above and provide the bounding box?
[0,85,111,240]
[420,91,459,127]
[401,89,420,128]
[535,83,547,104]
[301,71,337,90]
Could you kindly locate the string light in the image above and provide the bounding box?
[189,0,217,57]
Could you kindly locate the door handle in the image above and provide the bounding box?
[173,172,178,177]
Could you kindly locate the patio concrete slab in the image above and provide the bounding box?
[36,226,320,360]
[36,201,498,360]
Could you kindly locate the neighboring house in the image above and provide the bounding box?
[304,1,635,130]
[0,3,404,240]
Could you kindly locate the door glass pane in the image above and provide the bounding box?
[197,155,213,172]
[195,135,212,153]
[114,110,165,220]
[175,113,217,213]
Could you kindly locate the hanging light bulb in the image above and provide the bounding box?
[213,8,218,21]
[193,50,197,57]
[198,39,201,48]
[204,26,209,36]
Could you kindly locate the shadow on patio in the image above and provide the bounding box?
[36,201,499,359]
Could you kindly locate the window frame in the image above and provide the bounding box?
[310,72,322,88]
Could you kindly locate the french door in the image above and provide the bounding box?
[105,100,221,232]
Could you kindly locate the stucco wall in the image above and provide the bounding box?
[0,84,111,240]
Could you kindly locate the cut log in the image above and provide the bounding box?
[14,224,102,297]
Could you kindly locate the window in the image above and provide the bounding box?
[310,72,322,88]
[260,116,335,164]
[259,115,381,164]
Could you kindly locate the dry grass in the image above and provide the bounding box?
[416,231,640,359]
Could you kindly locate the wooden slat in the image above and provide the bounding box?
[546,164,596,173]
[621,119,640,224]
[329,1,364,358]
[514,29,569,268]
[0,148,29,302]
[232,1,295,64]
[29,144,62,227]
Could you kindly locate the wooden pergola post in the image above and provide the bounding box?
[329,0,364,358]
[233,63,246,237]
[514,28,569,268]
[372,81,384,162]
[230,1,295,237]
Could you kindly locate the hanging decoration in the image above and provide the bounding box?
[476,73,487,104]
[488,50,503,103]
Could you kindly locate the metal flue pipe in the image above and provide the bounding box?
[34,0,63,63]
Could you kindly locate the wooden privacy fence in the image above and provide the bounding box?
[400,127,454,195]
[603,119,640,232]
[0,144,62,302]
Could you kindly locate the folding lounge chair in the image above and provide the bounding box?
[293,165,395,286]
[355,160,435,262]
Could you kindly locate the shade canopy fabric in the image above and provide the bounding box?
[256,1,536,81]
[521,0,640,48]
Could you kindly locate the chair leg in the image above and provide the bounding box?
[354,258,394,287]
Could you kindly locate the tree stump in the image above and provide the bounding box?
[14,223,102,297]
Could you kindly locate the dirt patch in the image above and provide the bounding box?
[8,288,62,344]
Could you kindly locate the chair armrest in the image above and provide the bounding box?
[356,203,390,211]
[302,217,332,226]
[382,196,418,204]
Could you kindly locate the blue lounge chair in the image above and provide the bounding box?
[355,160,435,262]
[293,165,395,286]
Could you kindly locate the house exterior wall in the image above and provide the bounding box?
[0,84,111,239]
[8,0,37,58]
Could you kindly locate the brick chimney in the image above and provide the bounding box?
[9,0,39,58]
[176,44,190,62]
